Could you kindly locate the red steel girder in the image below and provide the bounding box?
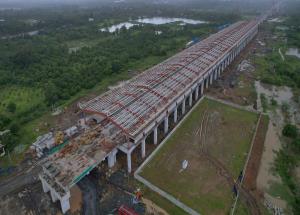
[113,101,145,124]
[134,84,168,102]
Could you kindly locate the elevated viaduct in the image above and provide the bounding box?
[40,15,268,213]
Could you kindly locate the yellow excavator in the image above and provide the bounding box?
[55,131,64,146]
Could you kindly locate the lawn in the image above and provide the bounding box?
[138,97,259,214]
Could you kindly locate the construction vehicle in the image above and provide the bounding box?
[55,131,64,146]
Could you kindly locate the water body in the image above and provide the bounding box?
[100,17,208,33]
[100,22,138,33]
[1,30,39,40]
[136,17,208,25]
[268,18,283,23]
[286,48,300,59]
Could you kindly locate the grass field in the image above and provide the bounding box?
[0,86,45,116]
[138,97,259,214]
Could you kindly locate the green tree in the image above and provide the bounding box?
[6,102,17,113]
[10,123,20,135]
[282,124,298,138]
[0,115,11,130]
[291,139,300,152]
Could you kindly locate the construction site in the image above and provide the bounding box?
[0,4,285,215]
[36,13,269,213]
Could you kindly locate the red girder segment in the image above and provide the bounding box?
[134,84,168,102]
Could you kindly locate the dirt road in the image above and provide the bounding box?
[0,165,41,198]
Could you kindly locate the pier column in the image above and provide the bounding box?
[41,179,50,193]
[182,99,186,114]
[108,149,118,168]
[189,93,193,106]
[50,189,58,203]
[127,152,132,173]
[195,86,199,100]
[210,73,213,85]
[174,108,178,123]
[214,69,218,80]
[201,82,204,95]
[61,199,70,214]
[141,138,146,158]
[61,193,71,214]
[206,77,209,88]
[153,126,158,145]
[164,116,169,134]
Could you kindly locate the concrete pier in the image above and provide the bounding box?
[164,116,169,134]
[141,138,146,158]
[40,175,71,214]
[182,99,186,114]
[174,108,178,123]
[108,148,118,168]
[153,126,158,145]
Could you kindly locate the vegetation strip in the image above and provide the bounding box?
[231,114,262,215]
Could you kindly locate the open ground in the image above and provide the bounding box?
[137,97,260,215]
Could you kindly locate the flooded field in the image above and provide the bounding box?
[255,81,300,126]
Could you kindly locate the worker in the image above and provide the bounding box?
[133,188,142,204]
[238,170,243,183]
[233,185,238,197]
